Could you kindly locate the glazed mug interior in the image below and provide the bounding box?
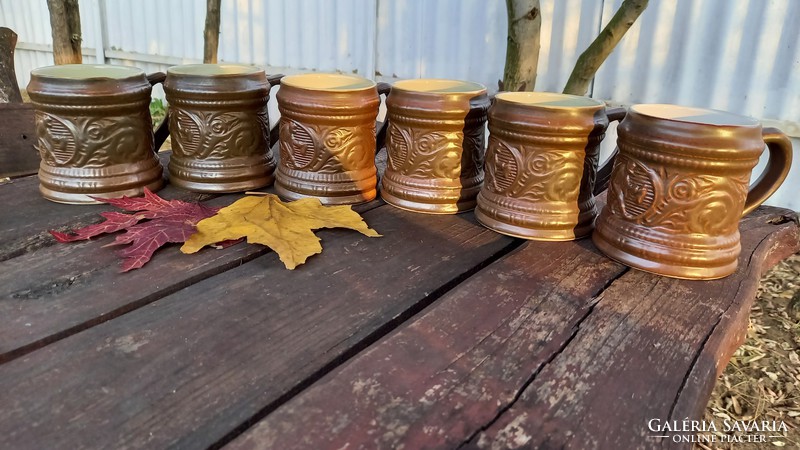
[167,64,263,77]
[494,91,605,109]
[31,64,144,80]
[279,73,376,92]
[390,78,486,95]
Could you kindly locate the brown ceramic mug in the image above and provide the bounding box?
[27,64,165,204]
[475,92,626,240]
[593,104,793,280]
[275,73,381,205]
[381,79,490,214]
[164,64,281,193]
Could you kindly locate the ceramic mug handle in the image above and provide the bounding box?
[741,128,793,216]
[593,106,627,195]
[145,72,169,151]
[374,82,392,152]
[263,74,285,146]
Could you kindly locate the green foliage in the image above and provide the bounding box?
[150,98,166,129]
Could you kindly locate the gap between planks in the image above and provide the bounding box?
[208,238,525,450]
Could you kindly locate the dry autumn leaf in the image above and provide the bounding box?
[181,194,380,269]
[50,188,222,272]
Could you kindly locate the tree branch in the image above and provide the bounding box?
[502,0,541,92]
[0,27,23,103]
[203,0,222,64]
[563,0,648,96]
[47,0,82,65]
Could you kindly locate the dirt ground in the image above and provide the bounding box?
[700,253,800,449]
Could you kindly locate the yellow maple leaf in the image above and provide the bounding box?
[181,194,380,269]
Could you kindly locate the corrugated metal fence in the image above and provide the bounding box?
[1,0,799,209]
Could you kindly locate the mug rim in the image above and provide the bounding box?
[167,63,264,77]
[495,91,604,109]
[392,78,486,95]
[631,104,760,127]
[280,73,376,92]
[31,64,144,81]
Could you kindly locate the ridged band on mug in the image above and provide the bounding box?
[593,210,741,279]
[38,157,163,204]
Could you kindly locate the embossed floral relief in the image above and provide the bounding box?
[484,136,584,203]
[36,111,152,168]
[279,118,373,174]
[171,108,269,160]
[386,121,468,180]
[607,155,750,235]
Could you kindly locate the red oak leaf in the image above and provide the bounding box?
[50,188,222,272]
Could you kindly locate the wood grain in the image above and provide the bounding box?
[0,103,37,178]
[0,27,23,104]
[0,206,516,450]
[0,153,196,262]
[228,238,627,450]
[0,191,382,364]
[226,207,799,450]
[467,207,799,450]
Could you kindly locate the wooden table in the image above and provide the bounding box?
[0,154,798,450]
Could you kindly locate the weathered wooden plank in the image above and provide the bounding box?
[0,153,205,262]
[225,207,799,450]
[465,207,799,450]
[0,206,516,450]
[0,103,38,178]
[0,27,23,104]
[227,238,627,450]
[0,191,382,364]
[669,210,800,428]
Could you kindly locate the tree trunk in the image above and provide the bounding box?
[502,0,541,92]
[563,0,649,96]
[46,0,82,65]
[203,0,222,64]
[0,27,23,103]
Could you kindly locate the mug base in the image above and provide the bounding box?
[591,231,738,280]
[275,183,376,205]
[40,178,164,205]
[379,174,481,214]
[474,190,595,240]
[474,207,591,241]
[381,189,475,214]
[275,166,377,205]
[38,157,164,205]
[168,155,276,193]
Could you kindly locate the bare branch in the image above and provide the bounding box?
[46,0,82,65]
[203,0,222,64]
[502,0,541,92]
[563,0,648,96]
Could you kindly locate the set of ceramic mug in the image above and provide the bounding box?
[27,64,793,280]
